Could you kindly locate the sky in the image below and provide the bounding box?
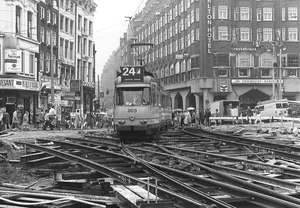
[94,0,146,77]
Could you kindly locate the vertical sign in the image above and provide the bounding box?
[5,49,22,73]
[220,79,228,92]
[207,0,212,53]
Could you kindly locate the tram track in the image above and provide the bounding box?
[15,137,224,208]
[9,128,300,208]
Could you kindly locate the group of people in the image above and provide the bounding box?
[173,108,212,127]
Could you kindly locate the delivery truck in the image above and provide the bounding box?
[210,100,240,117]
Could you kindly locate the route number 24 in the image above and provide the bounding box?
[122,67,141,76]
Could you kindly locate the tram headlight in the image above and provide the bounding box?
[118,120,125,124]
[140,120,147,124]
[129,115,135,121]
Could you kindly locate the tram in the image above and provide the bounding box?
[114,66,172,139]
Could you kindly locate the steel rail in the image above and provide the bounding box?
[121,142,235,208]
[125,145,300,207]
[15,140,218,208]
[183,128,300,161]
[155,144,300,179]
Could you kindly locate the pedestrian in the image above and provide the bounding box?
[3,107,11,131]
[205,108,211,126]
[75,112,82,129]
[22,111,30,131]
[43,109,53,130]
[199,109,205,126]
[0,108,4,131]
[215,109,220,126]
[246,106,253,124]
[12,109,19,130]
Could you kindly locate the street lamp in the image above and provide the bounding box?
[268,41,276,100]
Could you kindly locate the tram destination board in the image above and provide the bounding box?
[120,66,144,82]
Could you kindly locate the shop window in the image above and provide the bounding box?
[261,68,271,77]
[214,54,229,66]
[218,69,228,77]
[238,68,250,77]
[286,69,297,77]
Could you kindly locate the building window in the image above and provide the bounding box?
[234,7,239,21]
[88,40,92,56]
[47,10,50,23]
[240,28,250,41]
[214,54,229,66]
[89,21,93,35]
[238,68,250,77]
[260,53,273,67]
[237,53,254,67]
[288,28,298,41]
[40,27,45,42]
[78,15,82,30]
[240,7,250,20]
[288,7,298,20]
[16,6,21,34]
[65,18,69,33]
[46,30,50,45]
[263,28,272,41]
[53,13,57,25]
[218,69,228,77]
[257,28,262,41]
[40,7,45,20]
[218,5,228,19]
[282,28,286,41]
[60,15,64,30]
[60,38,64,57]
[263,8,272,21]
[29,53,34,74]
[70,42,73,59]
[287,55,299,67]
[46,53,50,72]
[52,31,56,46]
[257,8,261,21]
[282,8,285,21]
[70,20,74,35]
[286,69,297,77]
[261,68,271,77]
[218,26,228,40]
[40,51,44,72]
[65,40,68,58]
[196,8,199,21]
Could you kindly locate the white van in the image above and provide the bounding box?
[254,99,289,117]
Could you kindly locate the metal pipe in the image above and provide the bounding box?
[279,47,282,99]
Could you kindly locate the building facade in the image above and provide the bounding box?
[123,0,300,112]
[75,0,97,115]
[0,0,40,123]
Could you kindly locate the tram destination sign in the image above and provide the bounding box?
[120,66,144,82]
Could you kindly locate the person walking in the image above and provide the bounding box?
[12,109,19,130]
[3,107,11,131]
[199,109,205,126]
[22,111,30,131]
[246,106,253,124]
[43,109,53,130]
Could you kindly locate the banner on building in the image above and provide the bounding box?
[5,49,22,73]
[70,80,80,91]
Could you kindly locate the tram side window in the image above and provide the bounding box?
[152,85,157,106]
[116,89,123,105]
[161,94,166,108]
[142,88,150,105]
[167,97,172,109]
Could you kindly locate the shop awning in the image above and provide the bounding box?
[41,82,62,91]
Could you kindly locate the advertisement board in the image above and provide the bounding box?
[5,49,22,73]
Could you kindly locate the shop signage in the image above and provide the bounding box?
[0,78,39,91]
[83,81,95,88]
[207,0,212,53]
[231,79,283,84]
[5,49,22,73]
[231,48,257,52]
[70,80,80,92]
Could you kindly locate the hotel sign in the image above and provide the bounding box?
[231,79,283,85]
[0,78,39,91]
[5,49,22,73]
[207,0,212,53]
[231,48,257,52]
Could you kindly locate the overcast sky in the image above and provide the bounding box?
[94,1,146,77]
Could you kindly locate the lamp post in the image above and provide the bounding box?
[269,41,276,100]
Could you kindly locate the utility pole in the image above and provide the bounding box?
[50,29,54,104]
[98,74,100,109]
[279,47,283,99]
[81,28,84,117]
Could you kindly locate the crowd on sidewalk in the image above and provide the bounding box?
[173,108,212,127]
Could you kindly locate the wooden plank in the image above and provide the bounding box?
[112,185,141,207]
[127,185,160,200]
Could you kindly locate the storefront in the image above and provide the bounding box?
[0,78,39,125]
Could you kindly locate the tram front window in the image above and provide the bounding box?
[116,87,150,106]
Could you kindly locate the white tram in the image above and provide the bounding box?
[114,66,172,138]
